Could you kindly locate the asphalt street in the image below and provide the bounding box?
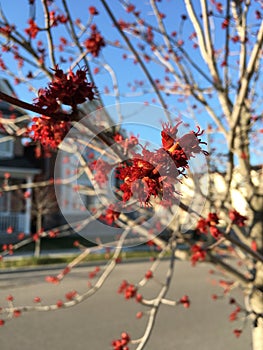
[0,260,251,350]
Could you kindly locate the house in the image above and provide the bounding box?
[0,79,41,242]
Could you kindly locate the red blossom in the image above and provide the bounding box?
[0,319,5,326]
[196,218,208,234]
[251,240,257,252]
[136,311,143,319]
[13,310,21,317]
[49,11,68,26]
[112,332,130,350]
[56,300,64,308]
[17,232,25,240]
[25,19,39,38]
[6,295,14,302]
[6,226,13,234]
[191,244,206,265]
[136,293,143,302]
[207,213,219,225]
[215,2,223,13]
[84,25,105,57]
[0,24,15,36]
[65,290,77,301]
[116,124,208,206]
[35,66,95,113]
[180,295,190,308]
[229,210,247,227]
[196,213,220,238]
[222,18,229,29]
[114,133,138,152]
[145,270,153,279]
[28,116,70,149]
[34,297,41,303]
[126,4,135,13]
[99,205,120,225]
[233,329,242,338]
[89,6,99,15]
[118,280,138,300]
[73,240,80,247]
[209,226,221,239]
[90,159,112,186]
[45,275,59,284]
[229,306,241,321]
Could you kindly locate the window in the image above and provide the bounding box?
[0,135,14,158]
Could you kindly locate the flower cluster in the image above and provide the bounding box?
[99,204,120,225]
[118,280,142,301]
[29,66,95,149]
[25,19,39,39]
[116,123,208,206]
[84,24,105,57]
[28,116,70,149]
[191,244,206,266]
[229,209,247,227]
[117,149,175,205]
[161,123,208,165]
[90,159,112,186]
[111,332,130,350]
[49,11,68,26]
[35,66,95,113]
[196,212,221,239]
[114,133,138,153]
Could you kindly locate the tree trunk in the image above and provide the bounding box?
[249,207,263,350]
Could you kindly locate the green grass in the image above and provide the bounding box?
[0,250,162,269]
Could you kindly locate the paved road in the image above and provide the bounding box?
[0,260,251,350]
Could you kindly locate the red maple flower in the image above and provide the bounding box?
[118,280,138,300]
[116,124,208,206]
[49,11,68,26]
[209,226,221,239]
[233,329,242,338]
[6,226,13,234]
[25,19,39,39]
[114,133,138,152]
[0,24,15,36]
[229,306,241,322]
[34,297,41,303]
[191,244,206,265]
[229,209,247,227]
[207,212,219,225]
[196,213,221,238]
[99,205,120,225]
[34,66,95,113]
[6,294,14,302]
[84,25,105,57]
[145,270,153,279]
[28,116,70,149]
[65,290,77,301]
[196,218,208,234]
[90,159,112,186]
[179,295,190,308]
[89,6,99,15]
[112,332,130,350]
